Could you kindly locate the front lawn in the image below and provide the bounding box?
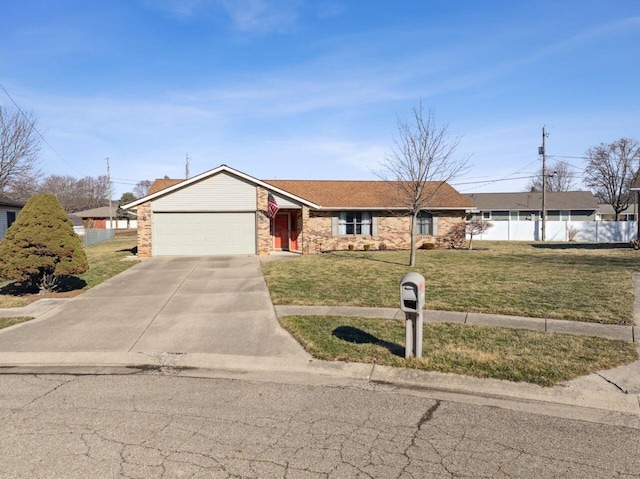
[0,231,138,308]
[263,242,639,325]
[280,315,639,386]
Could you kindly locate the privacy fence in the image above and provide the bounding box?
[472,221,638,243]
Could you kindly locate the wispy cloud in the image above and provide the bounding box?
[144,0,305,33]
[218,0,302,33]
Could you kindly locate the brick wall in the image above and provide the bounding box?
[136,202,152,258]
[256,187,271,255]
[304,211,465,253]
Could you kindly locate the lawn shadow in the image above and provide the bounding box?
[531,243,632,250]
[57,276,88,292]
[117,245,138,255]
[329,251,408,266]
[333,325,404,357]
[0,276,87,296]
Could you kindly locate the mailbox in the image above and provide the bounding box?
[400,272,425,313]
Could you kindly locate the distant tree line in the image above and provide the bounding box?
[526,137,640,221]
[0,104,153,213]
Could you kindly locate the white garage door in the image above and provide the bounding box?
[153,212,256,256]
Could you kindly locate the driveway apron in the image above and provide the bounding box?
[0,256,306,357]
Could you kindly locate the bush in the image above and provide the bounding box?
[419,242,435,250]
[379,242,387,251]
[0,193,88,293]
[363,244,371,251]
[348,244,355,251]
[440,221,467,249]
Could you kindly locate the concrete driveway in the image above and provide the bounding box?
[0,256,307,358]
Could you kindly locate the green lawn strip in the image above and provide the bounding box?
[78,233,139,289]
[0,317,34,329]
[0,233,139,308]
[263,242,637,324]
[279,315,638,387]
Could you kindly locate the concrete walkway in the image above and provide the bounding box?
[0,256,307,358]
[0,263,638,420]
[275,305,639,343]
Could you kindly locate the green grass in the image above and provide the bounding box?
[263,241,640,325]
[77,231,139,289]
[0,316,34,329]
[0,231,138,308]
[280,315,639,386]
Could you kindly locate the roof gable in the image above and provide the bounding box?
[122,165,319,209]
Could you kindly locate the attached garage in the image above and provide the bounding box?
[123,165,317,258]
[152,212,256,256]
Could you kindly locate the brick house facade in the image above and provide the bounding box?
[124,165,474,257]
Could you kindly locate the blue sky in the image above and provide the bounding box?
[2,0,639,197]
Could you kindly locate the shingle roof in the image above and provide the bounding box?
[464,191,599,211]
[0,194,24,208]
[148,179,183,195]
[147,177,474,210]
[264,180,474,209]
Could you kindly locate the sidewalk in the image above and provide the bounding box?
[0,299,639,421]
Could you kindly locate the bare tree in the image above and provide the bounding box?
[584,138,640,219]
[466,219,493,250]
[133,179,153,199]
[39,174,79,212]
[75,175,110,210]
[525,161,576,192]
[39,174,110,212]
[0,105,41,195]
[377,103,469,266]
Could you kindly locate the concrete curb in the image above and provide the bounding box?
[0,351,638,417]
[275,305,638,343]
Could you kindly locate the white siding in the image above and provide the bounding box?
[271,192,301,209]
[0,208,21,240]
[153,212,256,255]
[152,172,257,212]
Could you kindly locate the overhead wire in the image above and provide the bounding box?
[0,83,84,176]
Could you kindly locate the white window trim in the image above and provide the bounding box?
[338,211,372,236]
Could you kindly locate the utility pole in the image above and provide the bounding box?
[106,157,113,230]
[540,127,549,241]
[185,154,190,179]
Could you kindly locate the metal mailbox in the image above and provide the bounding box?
[400,272,425,313]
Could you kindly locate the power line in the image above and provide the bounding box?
[0,83,83,176]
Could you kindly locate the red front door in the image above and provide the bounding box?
[274,213,289,250]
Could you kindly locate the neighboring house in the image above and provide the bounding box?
[122,164,475,257]
[464,191,599,222]
[597,203,638,221]
[74,203,137,229]
[0,195,24,241]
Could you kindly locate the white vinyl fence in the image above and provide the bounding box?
[471,221,638,243]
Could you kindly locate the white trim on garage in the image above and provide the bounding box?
[152,212,256,255]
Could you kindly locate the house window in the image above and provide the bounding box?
[417,212,434,235]
[6,211,16,229]
[338,212,372,235]
[560,211,570,221]
[509,211,518,221]
[482,211,491,220]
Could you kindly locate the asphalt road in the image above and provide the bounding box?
[1,373,638,478]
